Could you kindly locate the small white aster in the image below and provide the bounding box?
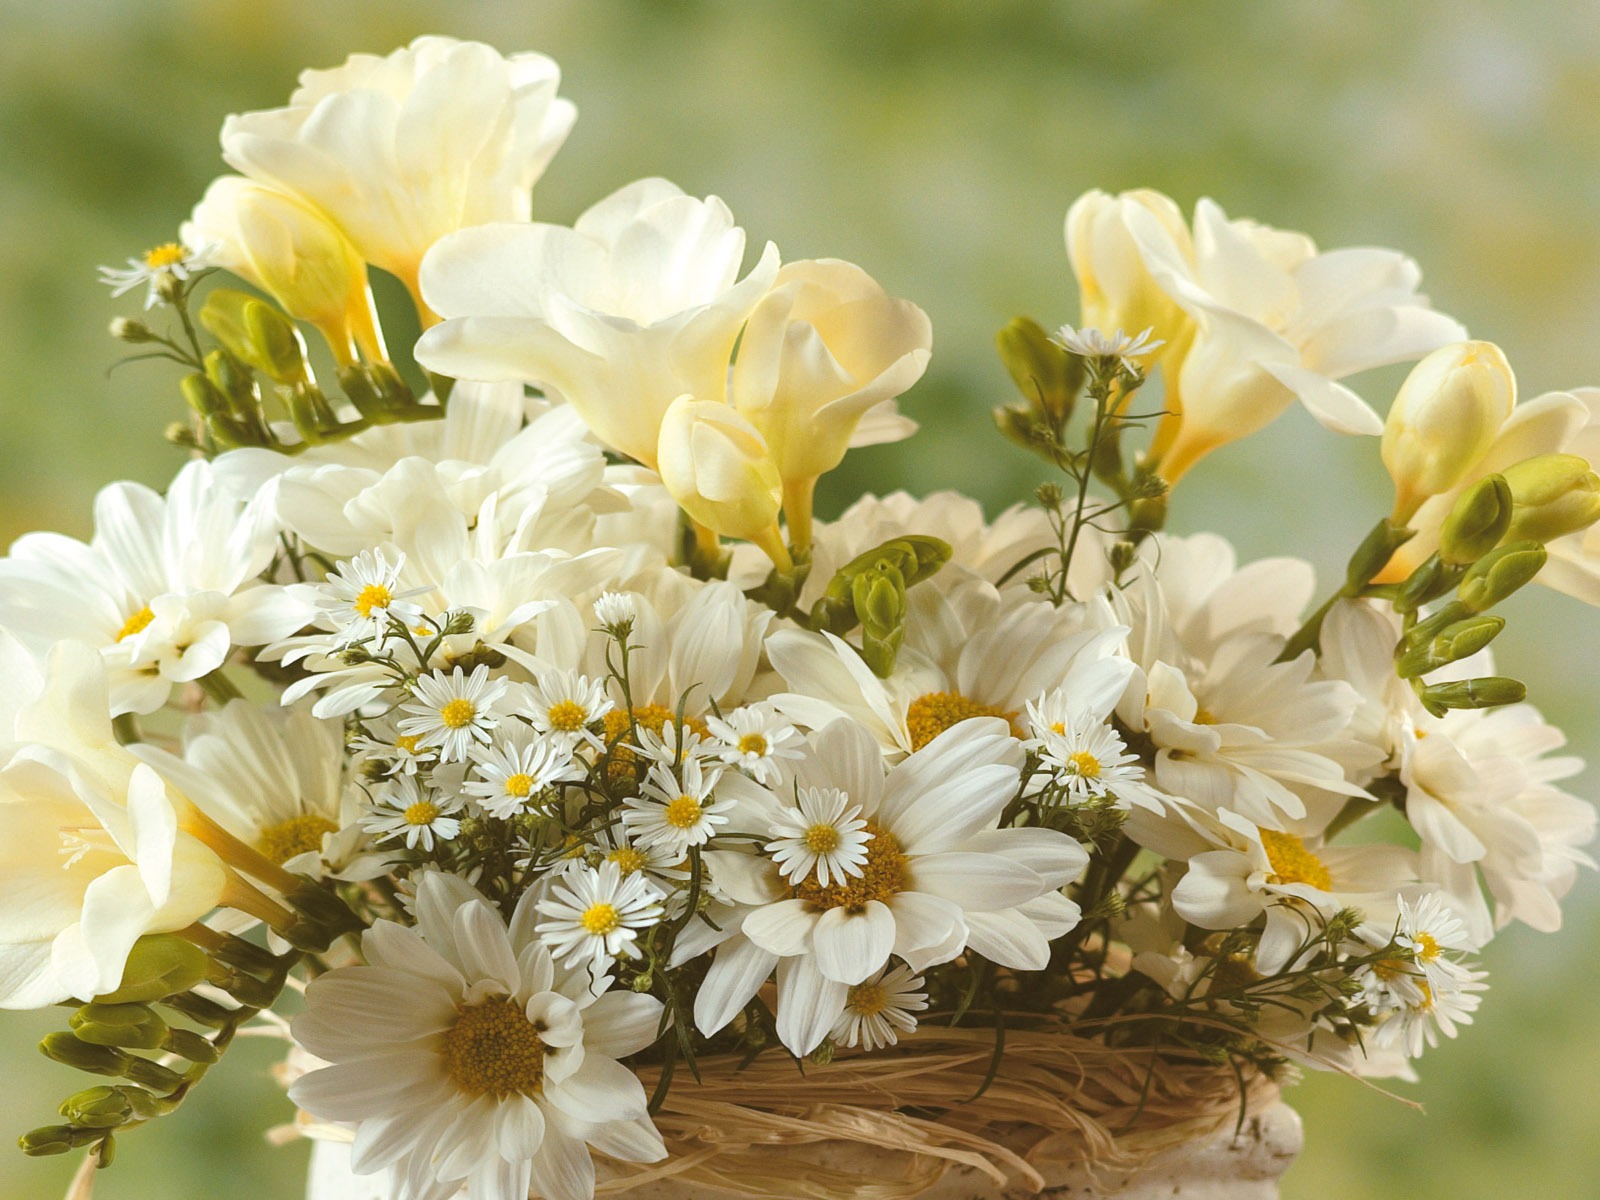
[360,776,463,852]
[99,241,209,307]
[1053,323,1165,371]
[316,548,425,644]
[1371,963,1489,1059]
[1394,892,1475,996]
[465,728,584,819]
[622,758,731,855]
[590,824,692,897]
[1031,703,1145,803]
[629,719,716,768]
[527,668,614,752]
[397,664,509,763]
[593,591,638,632]
[766,785,873,887]
[536,860,665,970]
[830,963,928,1051]
[705,704,805,786]
[351,726,437,777]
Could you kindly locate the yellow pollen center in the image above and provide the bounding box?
[143,243,186,269]
[796,823,905,911]
[117,606,155,642]
[737,732,769,755]
[602,706,712,786]
[255,814,338,865]
[439,698,477,729]
[353,583,393,618]
[1259,830,1332,892]
[905,691,1018,751]
[441,999,546,1098]
[1373,956,1410,982]
[1050,722,1066,735]
[802,823,842,854]
[848,983,889,1017]
[403,800,440,826]
[503,773,533,798]
[1413,932,1440,961]
[664,795,704,830]
[581,902,621,935]
[1068,751,1102,778]
[393,734,422,754]
[546,699,590,733]
[1194,707,1219,725]
[607,847,647,876]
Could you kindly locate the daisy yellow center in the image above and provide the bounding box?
[1413,931,1440,962]
[403,800,440,826]
[803,823,842,853]
[848,982,888,1017]
[547,699,590,733]
[603,704,710,743]
[353,583,392,618]
[255,815,337,865]
[394,734,422,754]
[737,732,769,755]
[503,773,534,798]
[607,847,647,876]
[1259,830,1332,892]
[906,691,1017,751]
[796,823,904,911]
[442,999,545,1099]
[1068,751,1102,778]
[143,243,186,269]
[581,902,621,935]
[439,698,477,730]
[1049,721,1066,735]
[117,606,155,642]
[664,794,703,830]
[1372,956,1410,982]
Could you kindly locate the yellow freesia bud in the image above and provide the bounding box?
[183,176,384,367]
[1382,341,1515,523]
[1065,188,1192,340]
[1501,453,1600,543]
[657,396,790,570]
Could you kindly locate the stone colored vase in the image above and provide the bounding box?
[304,1099,1304,1200]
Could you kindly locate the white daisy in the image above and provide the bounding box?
[1053,323,1165,372]
[587,824,693,906]
[705,703,805,785]
[622,758,731,855]
[536,860,666,970]
[628,717,717,768]
[360,776,463,852]
[765,786,873,887]
[351,724,438,778]
[1393,892,1475,996]
[1370,963,1489,1059]
[527,668,614,752]
[98,240,208,307]
[397,664,509,763]
[830,962,928,1051]
[465,729,583,819]
[1027,694,1150,806]
[290,871,666,1200]
[315,547,426,644]
[593,590,637,633]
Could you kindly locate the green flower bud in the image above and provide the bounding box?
[180,372,228,420]
[1395,615,1504,679]
[1420,676,1526,714]
[19,1125,99,1156]
[59,1086,163,1129]
[201,288,310,387]
[1502,453,1600,544]
[109,317,157,343]
[1458,540,1547,613]
[998,317,1079,424]
[1439,474,1513,565]
[854,569,906,635]
[1394,555,1454,615]
[70,1003,167,1051]
[40,1033,131,1077]
[95,934,210,1004]
[1345,518,1417,592]
[807,1039,837,1067]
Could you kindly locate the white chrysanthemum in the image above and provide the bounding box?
[526,669,613,752]
[397,665,510,763]
[622,758,731,855]
[360,776,463,852]
[766,786,872,887]
[1027,694,1152,807]
[290,872,665,1200]
[705,703,804,786]
[315,548,425,644]
[465,730,583,819]
[830,962,928,1051]
[1054,324,1164,371]
[536,860,665,970]
[99,241,208,307]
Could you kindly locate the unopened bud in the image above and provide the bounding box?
[807,1040,837,1066]
[95,934,209,1004]
[1458,540,1547,613]
[109,317,156,343]
[19,1125,97,1156]
[1395,615,1504,679]
[1109,540,1138,573]
[59,1086,161,1129]
[1383,342,1514,521]
[629,971,655,994]
[1502,454,1600,544]
[180,372,227,420]
[1439,474,1513,565]
[40,1033,131,1077]
[998,317,1078,423]
[1346,518,1417,591]
[853,569,906,636]
[1420,676,1526,714]
[70,1003,167,1051]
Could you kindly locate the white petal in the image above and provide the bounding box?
[811,902,895,985]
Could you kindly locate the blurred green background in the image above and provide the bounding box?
[4,1,1600,1196]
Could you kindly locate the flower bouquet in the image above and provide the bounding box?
[9,35,1598,1200]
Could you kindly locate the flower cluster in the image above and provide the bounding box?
[6,36,1596,1200]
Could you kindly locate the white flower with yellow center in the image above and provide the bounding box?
[536,860,665,971]
[351,724,437,778]
[464,729,583,820]
[1026,693,1153,807]
[829,962,928,1051]
[765,786,873,887]
[290,872,665,1200]
[1054,324,1165,373]
[1368,962,1489,1060]
[315,547,425,644]
[705,703,804,786]
[526,668,613,753]
[622,758,731,855]
[99,240,208,307]
[584,825,692,908]
[592,590,637,633]
[360,776,462,852]
[397,664,509,763]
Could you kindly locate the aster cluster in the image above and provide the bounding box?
[6,36,1598,1200]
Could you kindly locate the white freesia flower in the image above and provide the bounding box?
[655,395,787,564]
[290,872,665,1200]
[221,36,575,309]
[1065,188,1194,346]
[415,178,780,469]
